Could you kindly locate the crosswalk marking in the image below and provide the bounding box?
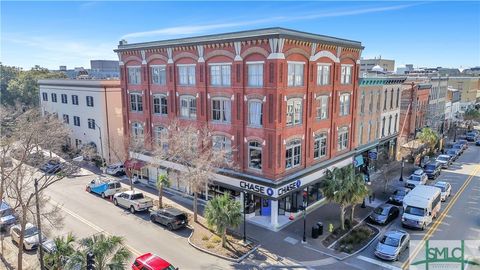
[357,255,402,270]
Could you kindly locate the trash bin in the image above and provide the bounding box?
[312,225,319,239]
[317,222,323,236]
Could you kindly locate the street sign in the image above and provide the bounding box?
[368,151,378,160]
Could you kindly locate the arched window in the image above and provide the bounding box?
[286,98,303,126]
[154,126,168,150]
[313,133,327,159]
[286,139,302,169]
[248,141,262,170]
[211,97,231,123]
[248,99,263,126]
[212,135,232,160]
[153,94,168,115]
[131,122,144,140]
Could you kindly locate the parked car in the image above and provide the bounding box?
[405,169,428,189]
[106,163,126,176]
[86,177,122,198]
[113,191,153,213]
[132,253,177,270]
[150,208,188,230]
[476,140,480,146]
[434,181,452,201]
[436,154,452,169]
[466,131,478,141]
[457,139,468,149]
[451,144,464,154]
[10,223,47,250]
[40,159,62,174]
[424,161,442,179]
[0,201,17,230]
[389,188,411,205]
[374,230,410,261]
[368,204,400,225]
[445,148,460,161]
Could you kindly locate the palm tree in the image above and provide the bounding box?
[322,167,352,230]
[67,234,131,270]
[156,173,170,209]
[44,233,76,270]
[347,168,370,222]
[417,127,439,151]
[204,193,242,248]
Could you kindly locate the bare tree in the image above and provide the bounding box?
[379,160,401,193]
[151,120,234,222]
[1,108,78,270]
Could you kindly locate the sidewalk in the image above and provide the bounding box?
[84,160,415,266]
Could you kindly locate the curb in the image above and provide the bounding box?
[187,226,260,263]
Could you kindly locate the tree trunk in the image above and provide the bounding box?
[158,185,163,209]
[193,192,198,222]
[350,204,356,223]
[222,228,227,248]
[340,204,346,231]
[17,209,27,270]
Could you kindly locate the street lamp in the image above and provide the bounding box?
[453,123,457,142]
[242,191,247,244]
[301,191,307,244]
[93,121,106,171]
[399,157,405,182]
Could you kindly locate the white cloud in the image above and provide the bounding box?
[121,3,421,41]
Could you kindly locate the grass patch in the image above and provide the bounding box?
[201,235,209,241]
[205,243,215,249]
[211,235,221,244]
[333,224,378,254]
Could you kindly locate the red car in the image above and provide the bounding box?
[132,253,177,270]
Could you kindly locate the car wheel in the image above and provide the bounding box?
[421,224,426,230]
[167,223,174,231]
[150,215,156,223]
[86,187,91,193]
[130,206,136,214]
[101,192,106,199]
[113,199,118,206]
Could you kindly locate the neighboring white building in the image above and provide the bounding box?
[38,79,125,163]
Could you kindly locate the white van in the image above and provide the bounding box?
[402,185,442,230]
[106,163,125,176]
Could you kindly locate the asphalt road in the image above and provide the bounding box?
[41,173,234,270]
[332,141,480,270]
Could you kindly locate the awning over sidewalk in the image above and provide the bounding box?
[124,159,146,170]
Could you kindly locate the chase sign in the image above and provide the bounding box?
[238,179,302,198]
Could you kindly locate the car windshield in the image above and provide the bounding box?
[410,175,421,182]
[437,156,449,161]
[1,208,13,216]
[435,185,447,192]
[131,193,144,200]
[447,150,456,155]
[405,206,426,216]
[394,190,406,196]
[374,207,388,215]
[453,145,461,149]
[425,164,436,170]
[24,227,39,237]
[380,235,399,247]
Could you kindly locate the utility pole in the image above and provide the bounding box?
[301,191,307,244]
[94,122,106,172]
[399,157,405,182]
[242,191,247,244]
[34,178,45,270]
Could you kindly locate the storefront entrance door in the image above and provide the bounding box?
[261,198,271,216]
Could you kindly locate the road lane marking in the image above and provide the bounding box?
[357,255,402,270]
[49,198,143,257]
[402,163,480,269]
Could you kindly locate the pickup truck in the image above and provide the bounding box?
[86,177,122,198]
[113,191,153,213]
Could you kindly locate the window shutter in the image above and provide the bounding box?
[269,63,274,84]
[236,93,241,121]
[279,63,283,83]
[199,65,204,83]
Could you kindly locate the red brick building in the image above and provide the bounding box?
[399,80,431,141]
[115,28,363,230]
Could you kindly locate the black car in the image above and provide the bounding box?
[452,144,464,155]
[424,161,441,179]
[40,159,62,174]
[369,204,400,225]
[445,149,460,161]
[388,188,411,205]
[150,208,188,230]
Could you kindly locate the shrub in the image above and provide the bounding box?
[206,243,215,249]
[201,235,209,241]
[211,235,221,244]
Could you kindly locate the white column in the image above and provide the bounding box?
[240,192,245,212]
[270,200,279,227]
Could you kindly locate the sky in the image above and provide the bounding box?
[1,1,479,70]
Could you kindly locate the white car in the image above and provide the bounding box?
[405,169,428,189]
[436,154,452,169]
[10,223,46,250]
[113,191,153,213]
[106,163,125,176]
[434,181,452,201]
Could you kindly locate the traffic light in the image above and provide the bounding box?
[86,252,95,270]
